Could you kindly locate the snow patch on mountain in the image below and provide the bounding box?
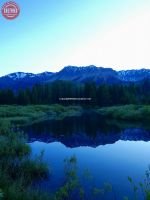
[118,69,150,82]
[7,72,36,80]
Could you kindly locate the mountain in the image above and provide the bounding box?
[118,69,150,82]
[0,66,150,90]
[48,65,120,84]
[0,71,53,90]
[6,72,36,80]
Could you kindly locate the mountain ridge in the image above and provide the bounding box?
[0,66,150,90]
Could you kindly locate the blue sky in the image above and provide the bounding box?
[0,0,150,75]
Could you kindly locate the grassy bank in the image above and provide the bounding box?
[0,104,149,130]
[96,104,150,121]
[0,120,51,200]
[0,104,83,126]
[0,104,149,126]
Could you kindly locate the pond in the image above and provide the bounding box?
[24,113,150,199]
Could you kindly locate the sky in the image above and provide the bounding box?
[0,0,150,76]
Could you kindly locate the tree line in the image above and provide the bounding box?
[0,80,150,106]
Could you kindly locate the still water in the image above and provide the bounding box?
[24,114,150,199]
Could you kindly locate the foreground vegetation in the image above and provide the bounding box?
[0,120,50,200]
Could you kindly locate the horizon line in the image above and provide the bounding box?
[1,65,150,77]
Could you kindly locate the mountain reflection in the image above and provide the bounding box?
[23,113,150,147]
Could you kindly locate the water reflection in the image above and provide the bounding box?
[25,114,150,199]
[24,113,150,147]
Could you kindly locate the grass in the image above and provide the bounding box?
[0,104,83,126]
[0,120,50,200]
[0,103,149,128]
[0,104,149,127]
[96,104,150,121]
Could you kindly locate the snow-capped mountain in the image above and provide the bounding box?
[6,72,36,80]
[0,66,150,90]
[5,71,53,80]
[0,71,54,90]
[118,69,150,82]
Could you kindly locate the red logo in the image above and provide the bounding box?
[1,1,20,20]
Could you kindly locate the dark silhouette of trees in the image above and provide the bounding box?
[0,80,150,106]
